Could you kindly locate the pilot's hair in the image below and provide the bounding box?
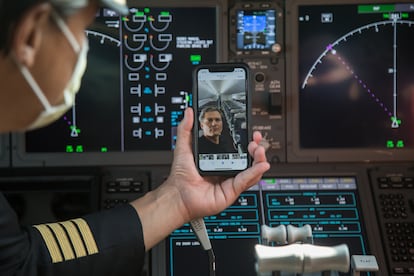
[198,106,224,123]
[0,0,88,55]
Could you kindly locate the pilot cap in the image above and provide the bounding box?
[99,0,129,15]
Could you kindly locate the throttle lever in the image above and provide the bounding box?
[255,243,350,274]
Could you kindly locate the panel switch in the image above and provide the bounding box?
[269,92,282,115]
[351,255,379,276]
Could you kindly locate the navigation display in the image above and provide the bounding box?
[298,3,414,150]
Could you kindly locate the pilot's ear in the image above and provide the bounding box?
[11,3,52,67]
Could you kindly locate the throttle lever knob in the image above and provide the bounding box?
[255,243,350,273]
[261,225,287,245]
[287,224,313,244]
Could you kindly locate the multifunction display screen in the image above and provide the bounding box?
[236,9,276,50]
[298,3,414,149]
[26,7,217,153]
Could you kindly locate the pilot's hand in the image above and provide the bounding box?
[168,107,270,222]
[131,107,269,250]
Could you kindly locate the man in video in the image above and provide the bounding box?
[198,106,236,153]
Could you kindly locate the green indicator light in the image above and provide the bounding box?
[397,140,405,148]
[66,145,74,153]
[76,145,84,153]
[144,8,150,13]
[263,178,277,184]
[160,11,170,16]
[386,140,395,148]
[101,147,108,153]
[190,55,202,62]
[402,13,409,19]
[186,95,191,102]
[358,4,395,13]
[136,11,144,16]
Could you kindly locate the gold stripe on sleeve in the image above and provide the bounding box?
[59,221,87,258]
[47,223,75,261]
[33,224,63,263]
[71,218,99,255]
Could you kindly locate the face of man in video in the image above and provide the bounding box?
[200,111,223,139]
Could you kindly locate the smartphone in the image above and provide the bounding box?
[193,63,251,175]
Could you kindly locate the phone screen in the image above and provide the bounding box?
[194,64,250,174]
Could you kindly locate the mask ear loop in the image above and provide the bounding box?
[12,53,53,111]
[12,12,82,111]
[50,11,81,53]
[50,11,88,106]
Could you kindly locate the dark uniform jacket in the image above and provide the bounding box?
[0,193,145,276]
[198,135,236,154]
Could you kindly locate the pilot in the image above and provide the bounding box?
[0,1,270,275]
[198,106,236,154]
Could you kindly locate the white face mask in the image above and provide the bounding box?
[14,11,89,130]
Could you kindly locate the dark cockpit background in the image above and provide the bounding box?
[1,0,413,275]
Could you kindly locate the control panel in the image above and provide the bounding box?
[100,167,150,209]
[165,175,371,276]
[369,167,414,275]
[229,0,286,163]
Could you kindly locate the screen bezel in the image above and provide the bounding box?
[11,0,227,167]
[228,1,284,57]
[286,0,414,163]
[0,134,10,167]
[193,63,252,175]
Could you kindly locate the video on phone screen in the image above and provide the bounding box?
[196,67,248,171]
